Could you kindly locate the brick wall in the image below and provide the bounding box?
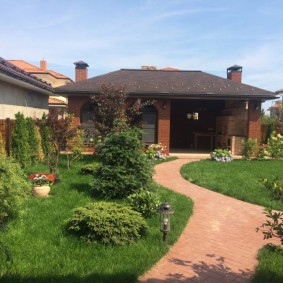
[154,99,171,154]
[247,101,261,142]
[68,95,90,126]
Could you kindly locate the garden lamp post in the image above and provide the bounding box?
[158,201,174,242]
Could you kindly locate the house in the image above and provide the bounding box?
[54,62,277,155]
[0,57,52,119]
[8,59,72,118]
[0,57,53,153]
[268,101,282,118]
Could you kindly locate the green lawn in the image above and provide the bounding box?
[0,155,193,283]
[181,159,283,211]
[181,158,283,282]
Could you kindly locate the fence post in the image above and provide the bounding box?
[6,118,11,156]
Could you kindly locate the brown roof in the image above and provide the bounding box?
[55,68,276,100]
[0,57,52,91]
[8,60,72,80]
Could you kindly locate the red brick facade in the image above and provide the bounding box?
[68,95,262,155]
[154,100,171,154]
[247,100,261,143]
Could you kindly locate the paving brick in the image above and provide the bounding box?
[138,158,280,283]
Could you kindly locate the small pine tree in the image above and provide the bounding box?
[38,113,50,158]
[90,122,153,199]
[26,117,40,164]
[11,112,30,167]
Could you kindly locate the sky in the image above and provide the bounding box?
[1,0,283,111]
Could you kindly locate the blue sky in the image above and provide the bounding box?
[1,0,283,111]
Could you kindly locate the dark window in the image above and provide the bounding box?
[142,106,157,145]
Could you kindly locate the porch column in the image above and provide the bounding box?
[155,100,171,154]
[247,101,261,142]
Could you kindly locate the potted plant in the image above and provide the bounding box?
[28,173,55,197]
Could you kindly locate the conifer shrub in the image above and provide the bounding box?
[90,124,153,199]
[26,117,40,164]
[11,112,31,167]
[0,158,31,224]
[65,202,148,245]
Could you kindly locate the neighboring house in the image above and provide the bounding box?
[0,57,52,119]
[268,101,282,118]
[8,59,72,118]
[55,63,277,155]
[0,57,53,153]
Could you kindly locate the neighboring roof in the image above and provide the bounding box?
[55,68,276,100]
[48,97,67,106]
[268,101,282,109]
[0,57,52,91]
[8,60,72,80]
[275,88,283,94]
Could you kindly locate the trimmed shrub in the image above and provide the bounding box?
[11,112,30,167]
[65,202,148,245]
[90,125,153,199]
[26,117,40,164]
[0,158,31,224]
[80,163,100,175]
[126,190,161,217]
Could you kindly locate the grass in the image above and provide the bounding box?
[0,155,192,283]
[181,158,283,282]
[252,245,283,283]
[181,159,283,211]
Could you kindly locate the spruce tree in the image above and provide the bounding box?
[11,112,30,167]
[26,117,40,164]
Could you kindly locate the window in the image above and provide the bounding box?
[142,106,157,145]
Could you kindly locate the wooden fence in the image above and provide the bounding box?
[0,119,15,156]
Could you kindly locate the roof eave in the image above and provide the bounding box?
[0,72,53,96]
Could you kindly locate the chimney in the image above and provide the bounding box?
[74,61,89,82]
[227,65,242,83]
[40,59,47,71]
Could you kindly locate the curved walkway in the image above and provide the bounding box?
[138,158,279,283]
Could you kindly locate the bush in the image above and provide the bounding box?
[242,138,258,160]
[126,190,161,217]
[26,117,40,165]
[267,132,283,159]
[145,143,167,160]
[0,158,31,224]
[256,208,283,246]
[210,149,233,162]
[65,202,148,245]
[11,112,30,167]
[80,163,100,175]
[90,124,153,199]
[260,176,283,201]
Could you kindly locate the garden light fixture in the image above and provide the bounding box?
[158,201,174,242]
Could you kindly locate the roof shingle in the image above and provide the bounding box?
[55,68,276,100]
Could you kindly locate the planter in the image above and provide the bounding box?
[32,185,50,197]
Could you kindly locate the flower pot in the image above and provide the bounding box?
[32,185,50,197]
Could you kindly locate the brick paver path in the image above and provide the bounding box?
[138,158,279,283]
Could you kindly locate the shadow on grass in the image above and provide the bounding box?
[138,254,254,282]
[0,272,136,283]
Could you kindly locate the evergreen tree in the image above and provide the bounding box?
[11,112,30,167]
[26,117,40,164]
